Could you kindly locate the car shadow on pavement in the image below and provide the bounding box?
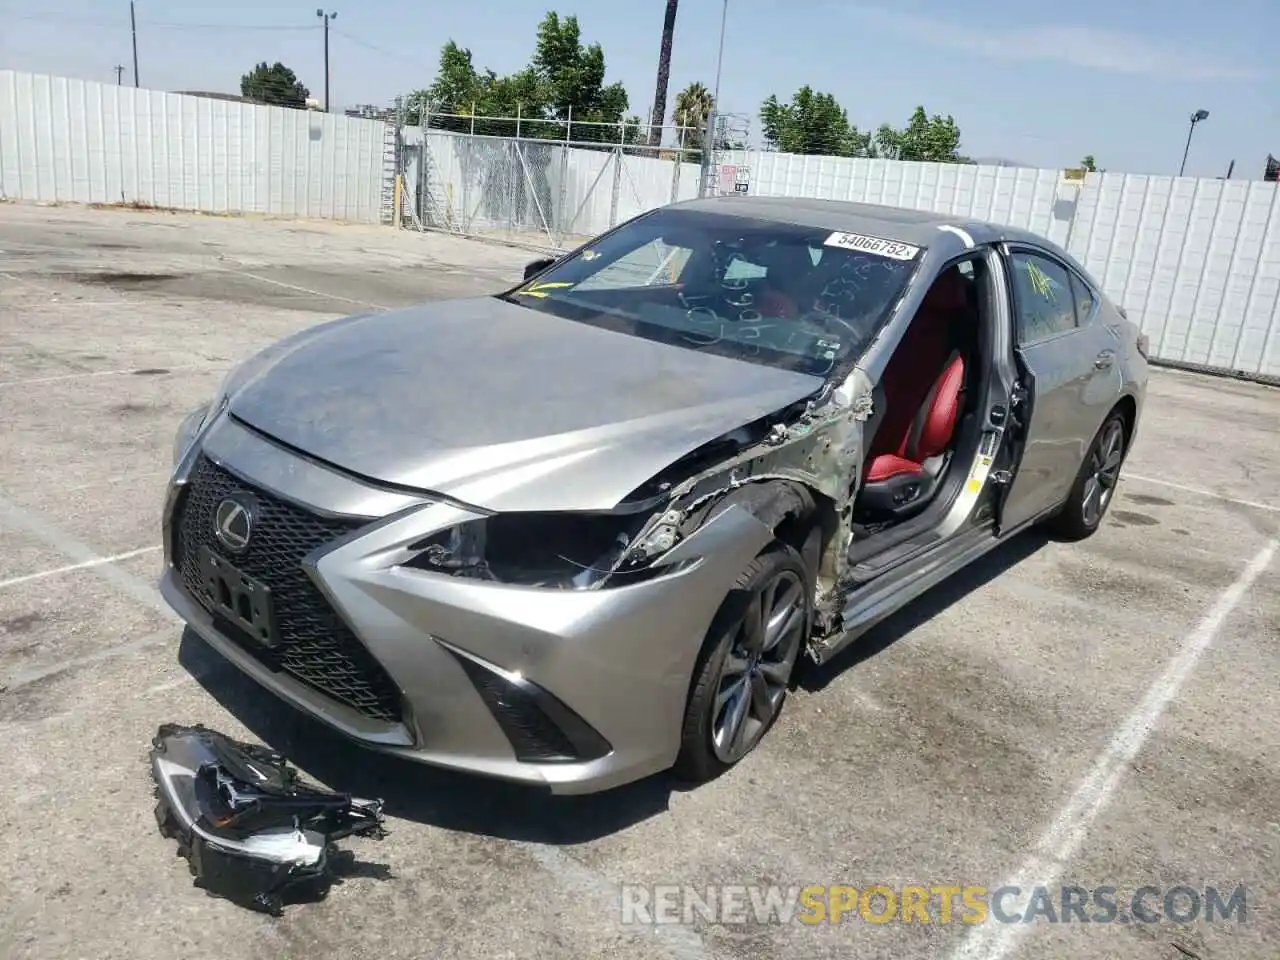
[177,528,1051,844]
[178,631,679,845]
[798,528,1051,692]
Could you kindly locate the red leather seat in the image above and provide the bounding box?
[858,268,971,519]
[866,352,966,482]
[865,268,968,465]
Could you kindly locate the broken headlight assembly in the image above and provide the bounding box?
[403,511,694,589]
[150,723,387,916]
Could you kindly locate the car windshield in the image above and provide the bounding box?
[502,207,922,377]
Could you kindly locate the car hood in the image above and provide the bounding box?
[226,297,823,512]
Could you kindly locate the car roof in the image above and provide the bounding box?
[666,195,1057,255]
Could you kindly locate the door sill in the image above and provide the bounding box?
[846,516,993,584]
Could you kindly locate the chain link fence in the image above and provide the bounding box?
[393,108,706,251]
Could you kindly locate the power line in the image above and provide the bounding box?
[144,22,319,32]
[331,27,429,69]
[4,11,318,31]
[8,12,121,28]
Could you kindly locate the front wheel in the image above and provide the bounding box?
[674,543,811,784]
[1048,410,1128,540]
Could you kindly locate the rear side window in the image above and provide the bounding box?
[1009,251,1077,344]
[1070,272,1097,326]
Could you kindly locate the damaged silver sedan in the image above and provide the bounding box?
[160,197,1148,794]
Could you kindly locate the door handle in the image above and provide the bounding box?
[1094,350,1115,369]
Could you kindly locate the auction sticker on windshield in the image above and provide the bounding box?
[824,232,921,261]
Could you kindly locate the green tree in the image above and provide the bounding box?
[405,12,632,144]
[533,12,630,143]
[240,62,309,109]
[874,106,966,163]
[647,0,680,147]
[1080,154,1099,172]
[759,86,871,157]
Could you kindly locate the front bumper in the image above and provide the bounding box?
[162,414,774,795]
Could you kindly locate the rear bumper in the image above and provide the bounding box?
[161,417,774,795]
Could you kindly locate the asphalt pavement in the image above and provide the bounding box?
[0,202,1276,960]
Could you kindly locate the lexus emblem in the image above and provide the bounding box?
[214,496,255,553]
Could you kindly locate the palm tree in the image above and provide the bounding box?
[673,81,714,150]
[647,0,680,147]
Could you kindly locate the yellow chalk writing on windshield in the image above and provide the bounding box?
[519,281,576,299]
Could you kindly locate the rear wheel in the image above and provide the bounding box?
[674,543,810,784]
[1048,410,1128,540]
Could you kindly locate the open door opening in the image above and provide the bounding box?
[852,260,990,519]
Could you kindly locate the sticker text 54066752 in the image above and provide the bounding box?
[824,232,921,261]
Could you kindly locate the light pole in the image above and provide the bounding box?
[316,9,337,112]
[701,0,728,195]
[130,1,139,87]
[1178,108,1209,177]
[711,0,728,117]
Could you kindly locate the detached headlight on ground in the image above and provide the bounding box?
[404,511,689,589]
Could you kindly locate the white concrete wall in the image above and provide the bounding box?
[720,150,1280,379]
[3,66,1276,378]
[0,70,385,222]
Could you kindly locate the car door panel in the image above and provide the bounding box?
[997,246,1121,530]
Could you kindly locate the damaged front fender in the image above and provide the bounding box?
[624,372,874,630]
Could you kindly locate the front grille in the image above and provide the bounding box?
[173,455,404,724]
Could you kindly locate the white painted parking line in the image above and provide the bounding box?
[0,494,176,619]
[221,267,392,311]
[0,363,217,388]
[0,270,48,291]
[62,469,172,493]
[1123,473,1280,513]
[3,626,176,693]
[527,846,710,960]
[144,674,198,695]
[0,545,161,591]
[945,537,1277,960]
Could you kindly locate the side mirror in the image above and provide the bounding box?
[523,256,556,281]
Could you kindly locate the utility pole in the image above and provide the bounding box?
[130,2,139,87]
[114,65,125,85]
[316,9,337,112]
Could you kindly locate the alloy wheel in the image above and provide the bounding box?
[1081,419,1125,527]
[710,568,805,764]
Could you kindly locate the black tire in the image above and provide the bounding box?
[673,542,811,784]
[1047,409,1129,541]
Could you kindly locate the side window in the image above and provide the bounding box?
[1070,271,1097,326]
[573,238,693,290]
[1009,251,1077,344]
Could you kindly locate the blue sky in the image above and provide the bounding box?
[1,0,1273,176]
